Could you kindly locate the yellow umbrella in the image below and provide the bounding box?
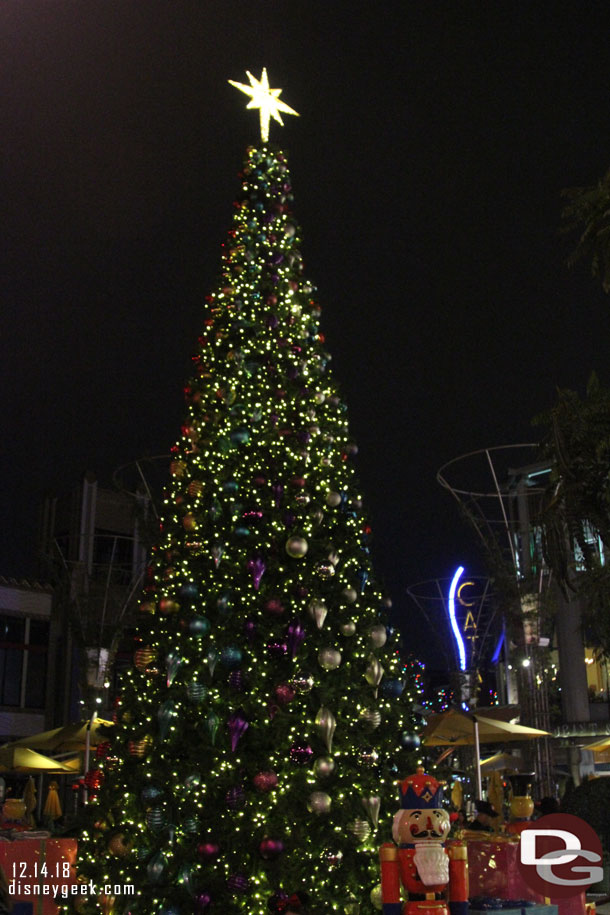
[22,777,37,827]
[480,751,525,773]
[584,736,610,753]
[421,708,551,797]
[43,781,62,820]
[0,746,73,773]
[6,719,114,753]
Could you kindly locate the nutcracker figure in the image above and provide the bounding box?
[379,768,469,915]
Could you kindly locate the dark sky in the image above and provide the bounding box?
[2,2,610,664]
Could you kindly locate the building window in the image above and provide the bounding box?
[0,615,49,709]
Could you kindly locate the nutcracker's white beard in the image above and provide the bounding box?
[413,844,449,887]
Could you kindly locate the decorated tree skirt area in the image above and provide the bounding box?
[467,838,587,915]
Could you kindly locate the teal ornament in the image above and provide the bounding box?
[186,681,207,704]
[179,582,199,603]
[234,525,250,537]
[178,864,196,895]
[207,648,219,677]
[146,849,167,883]
[146,806,166,832]
[230,428,250,444]
[158,699,178,739]
[220,646,243,668]
[223,480,239,493]
[183,817,199,836]
[166,650,183,687]
[141,785,163,803]
[206,711,220,744]
[189,615,211,637]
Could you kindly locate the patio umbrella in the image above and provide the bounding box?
[584,735,610,753]
[6,719,114,753]
[421,708,551,796]
[0,747,74,773]
[480,751,526,773]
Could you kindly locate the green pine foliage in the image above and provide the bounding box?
[72,145,421,915]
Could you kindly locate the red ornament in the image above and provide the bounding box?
[253,771,278,793]
[274,683,296,705]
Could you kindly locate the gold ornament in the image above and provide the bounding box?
[308,791,332,815]
[134,647,155,671]
[228,68,299,143]
[359,708,381,730]
[349,818,371,843]
[108,833,132,857]
[364,654,384,687]
[318,648,341,670]
[370,885,383,910]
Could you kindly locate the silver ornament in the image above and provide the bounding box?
[369,624,387,648]
[364,654,384,687]
[308,599,328,629]
[349,818,371,843]
[326,491,341,507]
[308,791,332,814]
[361,795,381,827]
[342,586,357,603]
[359,708,381,729]
[315,706,337,751]
[340,620,356,636]
[313,756,335,778]
[318,648,341,670]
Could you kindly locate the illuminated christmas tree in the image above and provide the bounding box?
[75,70,422,915]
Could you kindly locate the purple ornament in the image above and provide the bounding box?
[286,620,306,658]
[228,710,249,751]
[266,314,279,329]
[283,510,296,527]
[289,743,314,766]
[247,556,266,590]
[244,618,256,641]
[266,640,288,659]
[195,892,212,912]
[259,837,285,860]
[227,874,250,894]
[272,483,284,506]
[228,670,245,691]
[226,785,246,809]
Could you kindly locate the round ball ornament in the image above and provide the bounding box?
[371,885,383,911]
[179,582,199,602]
[369,624,387,647]
[359,747,379,768]
[341,586,357,603]
[197,842,220,861]
[108,833,131,857]
[340,620,356,636]
[266,640,288,659]
[285,535,308,558]
[183,816,199,835]
[220,646,243,668]
[275,683,296,705]
[194,892,212,912]
[326,850,343,869]
[141,784,163,804]
[146,807,166,832]
[189,615,211,637]
[253,770,278,793]
[315,561,335,578]
[289,743,314,766]
[308,791,331,815]
[259,837,285,860]
[290,672,314,693]
[264,598,285,616]
[326,491,341,507]
[318,648,341,670]
[400,732,421,751]
[313,755,335,778]
[380,679,405,699]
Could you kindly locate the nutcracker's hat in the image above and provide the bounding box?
[399,767,444,809]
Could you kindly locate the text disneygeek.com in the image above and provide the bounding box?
[9,880,136,900]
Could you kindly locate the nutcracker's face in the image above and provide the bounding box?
[393,807,451,843]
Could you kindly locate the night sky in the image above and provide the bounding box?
[3,2,610,664]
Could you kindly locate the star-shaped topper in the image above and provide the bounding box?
[228,68,299,143]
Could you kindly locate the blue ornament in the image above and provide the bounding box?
[230,428,250,445]
[234,526,250,537]
[141,785,163,804]
[400,732,421,751]
[221,646,243,669]
[189,615,211,637]
[223,481,239,493]
[380,679,405,699]
[179,582,199,603]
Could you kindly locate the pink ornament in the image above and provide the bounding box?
[247,556,266,590]
[227,710,249,751]
[275,683,296,705]
[264,598,285,616]
[253,770,278,793]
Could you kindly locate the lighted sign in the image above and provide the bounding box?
[448,566,467,671]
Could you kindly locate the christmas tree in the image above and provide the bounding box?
[75,70,422,915]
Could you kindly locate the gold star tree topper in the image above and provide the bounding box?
[229,68,299,143]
